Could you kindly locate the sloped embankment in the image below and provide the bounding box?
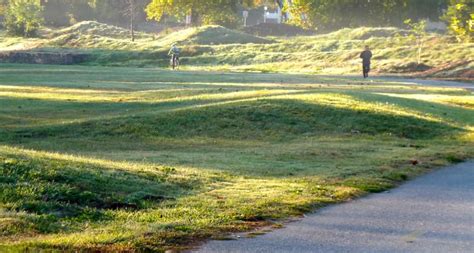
[155,25,274,46]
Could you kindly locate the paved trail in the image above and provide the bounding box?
[195,162,474,253]
[371,77,474,90]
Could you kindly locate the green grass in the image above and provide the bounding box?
[0,64,473,252]
[1,24,472,78]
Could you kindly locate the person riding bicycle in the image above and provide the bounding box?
[168,44,181,69]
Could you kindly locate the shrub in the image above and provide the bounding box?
[443,0,474,42]
[4,0,43,37]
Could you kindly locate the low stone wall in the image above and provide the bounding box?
[0,51,89,65]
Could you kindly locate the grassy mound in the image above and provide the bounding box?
[157,25,273,46]
[11,97,460,142]
[0,148,191,234]
[0,24,473,79]
[45,21,152,50]
[0,65,473,251]
[319,27,409,40]
[52,21,141,39]
[243,23,315,37]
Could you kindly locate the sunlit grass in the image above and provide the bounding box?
[0,64,473,251]
[1,25,472,78]
[379,93,474,109]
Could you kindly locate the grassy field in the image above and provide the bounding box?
[0,63,473,252]
[1,23,473,78]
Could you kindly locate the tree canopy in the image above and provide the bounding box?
[39,0,148,26]
[4,0,43,36]
[444,0,473,42]
[146,0,263,27]
[287,0,448,30]
[1,0,472,42]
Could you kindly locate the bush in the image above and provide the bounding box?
[4,0,43,37]
[443,0,473,42]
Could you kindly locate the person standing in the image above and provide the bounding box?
[360,46,373,78]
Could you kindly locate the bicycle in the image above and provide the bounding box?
[170,55,180,70]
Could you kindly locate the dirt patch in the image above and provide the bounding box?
[414,60,474,80]
[0,51,89,65]
[390,62,432,73]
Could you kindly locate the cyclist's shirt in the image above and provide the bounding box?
[169,47,180,56]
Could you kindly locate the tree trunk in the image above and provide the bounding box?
[130,0,135,42]
[417,38,423,64]
[190,8,200,26]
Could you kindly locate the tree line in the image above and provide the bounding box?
[0,0,472,41]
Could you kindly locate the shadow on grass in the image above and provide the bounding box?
[0,148,201,236]
[0,89,314,131]
[0,61,341,89]
[349,92,474,126]
[5,97,464,143]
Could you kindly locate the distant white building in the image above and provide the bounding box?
[264,7,282,24]
[426,19,447,31]
[264,0,292,24]
[243,0,293,26]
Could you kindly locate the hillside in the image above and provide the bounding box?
[0,22,472,79]
[156,25,273,46]
[0,64,473,251]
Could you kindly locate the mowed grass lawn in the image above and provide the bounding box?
[0,64,473,252]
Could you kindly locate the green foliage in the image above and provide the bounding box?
[287,0,447,30]
[41,0,148,27]
[146,0,257,27]
[0,0,7,16]
[4,0,43,37]
[91,0,148,25]
[443,0,474,42]
[404,19,427,64]
[42,0,70,26]
[41,0,94,26]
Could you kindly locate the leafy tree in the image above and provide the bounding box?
[0,0,7,16]
[40,0,94,26]
[92,0,147,26]
[69,0,95,23]
[146,0,262,27]
[4,0,43,37]
[122,0,142,41]
[0,0,7,28]
[90,0,148,41]
[41,0,70,26]
[405,19,427,64]
[40,0,148,28]
[443,0,473,42]
[286,0,448,30]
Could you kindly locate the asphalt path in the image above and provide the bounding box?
[369,77,474,91]
[195,161,474,253]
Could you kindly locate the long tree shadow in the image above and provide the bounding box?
[5,97,463,142]
[0,146,203,236]
[0,62,344,89]
[346,92,474,126]
[0,89,314,131]
[1,93,468,180]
